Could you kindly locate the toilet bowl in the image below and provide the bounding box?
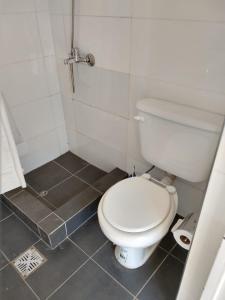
[98,176,178,269]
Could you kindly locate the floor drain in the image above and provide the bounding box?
[12,246,47,278]
[40,190,48,197]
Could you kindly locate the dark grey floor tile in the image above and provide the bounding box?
[4,187,23,199]
[0,215,38,260]
[76,164,106,185]
[38,213,66,248]
[171,245,188,263]
[26,239,88,299]
[70,215,107,256]
[0,265,37,300]
[0,201,12,221]
[159,231,176,252]
[0,251,7,270]
[9,188,52,223]
[93,243,167,295]
[50,260,132,300]
[25,161,70,193]
[93,168,127,193]
[44,176,88,208]
[138,256,184,300]
[56,187,101,221]
[55,151,88,173]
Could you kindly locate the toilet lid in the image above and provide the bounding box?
[102,177,171,233]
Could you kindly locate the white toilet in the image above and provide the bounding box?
[98,98,223,269]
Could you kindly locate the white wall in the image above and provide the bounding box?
[49,0,225,216]
[0,0,68,174]
[177,125,225,300]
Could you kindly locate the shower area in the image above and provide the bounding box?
[1,0,225,299]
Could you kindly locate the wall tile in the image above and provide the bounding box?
[76,64,129,118]
[35,0,49,11]
[37,12,55,56]
[132,0,225,22]
[21,130,61,173]
[0,59,48,106]
[44,56,60,94]
[131,19,225,94]
[48,0,63,14]
[129,75,225,116]
[50,15,67,58]
[11,97,55,140]
[76,16,131,73]
[50,94,65,127]
[0,0,35,13]
[0,14,42,65]
[72,0,131,17]
[74,101,128,153]
[68,130,127,172]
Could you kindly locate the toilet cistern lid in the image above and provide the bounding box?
[102,177,171,233]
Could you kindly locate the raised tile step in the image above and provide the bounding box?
[2,152,127,249]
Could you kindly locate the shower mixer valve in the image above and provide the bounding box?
[64,47,95,67]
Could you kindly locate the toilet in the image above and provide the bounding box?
[98,98,223,269]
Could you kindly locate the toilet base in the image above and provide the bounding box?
[115,243,158,269]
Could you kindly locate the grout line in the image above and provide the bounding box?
[91,258,136,298]
[0,212,14,223]
[68,239,135,298]
[135,253,170,298]
[46,257,90,300]
[72,173,103,194]
[66,212,97,236]
[73,163,90,175]
[52,160,75,176]
[47,174,73,192]
[3,189,24,200]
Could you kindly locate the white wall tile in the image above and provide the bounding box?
[50,15,67,58]
[0,0,35,13]
[0,59,48,106]
[68,129,127,172]
[76,64,129,118]
[0,14,42,65]
[76,16,131,73]
[37,12,55,56]
[74,101,128,153]
[11,97,55,140]
[35,0,49,11]
[132,0,225,22]
[44,56,60,94]
[21,130,61,173]
[129,75,225,117]
[50,94,65,127]
[131,19,225,94]
[56,125,69,154]
[48,0,63,14]
[72,0,131,17]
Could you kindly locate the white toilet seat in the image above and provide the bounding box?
[98,177,178,249]
[102,177,171,233]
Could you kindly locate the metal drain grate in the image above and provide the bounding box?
[12,246,47,278]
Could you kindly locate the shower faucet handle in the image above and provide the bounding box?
[64,47,95,67]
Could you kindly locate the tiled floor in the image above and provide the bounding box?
[2,152,127,248]
[0,200,187,300]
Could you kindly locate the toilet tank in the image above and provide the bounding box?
[136,98,224,182]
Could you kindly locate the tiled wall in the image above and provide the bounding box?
[0,0,68,174]
[49,0,225,216]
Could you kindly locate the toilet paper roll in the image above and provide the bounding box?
[172,213,198,250]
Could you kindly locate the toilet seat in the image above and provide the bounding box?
[102,177,171,233]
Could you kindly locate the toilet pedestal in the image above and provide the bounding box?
[115,243,158,269]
